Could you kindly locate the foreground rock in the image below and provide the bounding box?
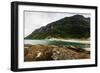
[24,44,90,62]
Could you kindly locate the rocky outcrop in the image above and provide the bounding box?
[24,44,90,62]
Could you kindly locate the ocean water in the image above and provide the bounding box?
[24,39,90,49]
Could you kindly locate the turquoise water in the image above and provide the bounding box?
[25,40,89,49]
[48,40,86,48]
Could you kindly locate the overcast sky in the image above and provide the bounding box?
[24,11,90,37]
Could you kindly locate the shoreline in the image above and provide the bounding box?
[47,38,90,44]
[25,38,90,44]
[24,38,90,51]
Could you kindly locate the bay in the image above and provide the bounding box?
[24,39,90,50]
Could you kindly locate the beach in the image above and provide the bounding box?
[24,44,90,62]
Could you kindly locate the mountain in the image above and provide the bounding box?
[25,15,90,39]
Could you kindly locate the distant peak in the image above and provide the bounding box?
[71,15,84,18]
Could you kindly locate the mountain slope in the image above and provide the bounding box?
[25,15,90,39]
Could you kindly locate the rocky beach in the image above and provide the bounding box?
[24,44,90,62]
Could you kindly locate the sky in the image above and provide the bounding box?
[24,11,90,37]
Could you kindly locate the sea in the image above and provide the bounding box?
[24,39,90,50]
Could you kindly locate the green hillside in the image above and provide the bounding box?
[25,15,90,39]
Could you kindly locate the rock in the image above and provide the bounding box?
[24,44,90,62]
